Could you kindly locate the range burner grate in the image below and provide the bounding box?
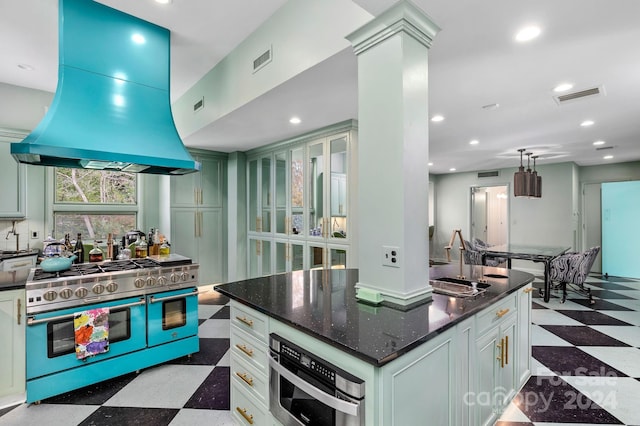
[31,259,163,281]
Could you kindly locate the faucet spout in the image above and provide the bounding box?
[444,229,467,279]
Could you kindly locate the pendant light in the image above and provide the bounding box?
[531,155,542,198]
[513,149,527,197]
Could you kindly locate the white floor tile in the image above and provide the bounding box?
[198,304,223,319]
[531,309,583,326]
[561,375,640,425]
[577,346,640,377]
[602,310,640,326]
[589,325,640,347]
[498,401,530,422]
[198,319,231,338]
[0,403,98,426]
[105,364,214,409]
[216,348,231,367]
[531,324,573,346]
[602,298,640,310]
[531,357,557,376]
[169,408,234,426]
[536,298,593,311]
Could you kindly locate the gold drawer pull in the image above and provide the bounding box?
[236,343,254,357]
[505,335,509,365]
[496,308,510,318]
[523,287,535,294]
[496,338,505,368]
[236,371,254,387]
[236,316,254,327]
[236,407,254,424]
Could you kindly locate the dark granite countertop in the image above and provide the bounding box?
[216,264,535,366]
[0,268,30,291]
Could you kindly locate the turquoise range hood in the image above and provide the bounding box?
[11,0,200,175]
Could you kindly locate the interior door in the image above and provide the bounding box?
[582,183,602,273]
[471,185,508,247]
[471,188,487,243]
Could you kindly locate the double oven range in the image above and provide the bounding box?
[24,255,199,403]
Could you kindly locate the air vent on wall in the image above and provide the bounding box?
[595,145,614,151]
[554,85,605,105]
[193,97,204,113]
[253,46,272,73]
[478,170,500,178]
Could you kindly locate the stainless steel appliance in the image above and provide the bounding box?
[269,333,365,426]
[24,256,199,403]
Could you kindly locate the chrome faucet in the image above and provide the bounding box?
[5,220,19,252]
[444,228,467,279]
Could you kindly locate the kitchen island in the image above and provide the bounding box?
[216,264,535,426]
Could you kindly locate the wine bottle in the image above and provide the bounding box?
[74,233,84,263]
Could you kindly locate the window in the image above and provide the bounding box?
[53,168,137,239]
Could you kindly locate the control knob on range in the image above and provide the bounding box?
[106,282,118,292]
[180,272,189,281]
[146,276,156,286]
[92,283,105,294]
[134,278,145,288]
[157,276,167,286]
[170,273,179,283]
[59,288,73,299]
[43,290,58,301]
[75,287,88,298]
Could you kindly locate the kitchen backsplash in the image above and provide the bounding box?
[1,219,33,252]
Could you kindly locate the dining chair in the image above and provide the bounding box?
[471,238,507,267]
[548,246,601,304]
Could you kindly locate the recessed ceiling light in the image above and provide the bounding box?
[515,26,541,42]
[155,0,172,4]
[603,155,613,160]
[431,115,444,122]
[449,168,456,172]
[289,117,301,124]
[580,120,595,127]
[428,162,433,166]
[469,140,479,145]
[553,83,574,93]
[593,140,605,146]
[17,63,34,71]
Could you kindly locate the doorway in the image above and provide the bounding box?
[470,185,509,246]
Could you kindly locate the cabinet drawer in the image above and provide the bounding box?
[231,352,269,409]
[232,382,269,426]
[476,293,517,334]
[1,255,36,271]
[231,326,269,375]
[231,304,268,343]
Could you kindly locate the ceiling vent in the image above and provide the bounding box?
[554,86,605,105]
[253,46,272,73]
[477,170,500,178]
[595,145,614,151]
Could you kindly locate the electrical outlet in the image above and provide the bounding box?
[382,246,400,268]
[31,231,39,239]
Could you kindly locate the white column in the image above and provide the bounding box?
[346,1,439,306]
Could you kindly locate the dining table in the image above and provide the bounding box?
[481,243,571,302]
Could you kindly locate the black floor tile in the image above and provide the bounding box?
[583,281,636,291]
[532,301,547,309]
[590,275,637,283]
[0,404,19,418]
[78,406,179,426]
[569,298,634,311]
[168,338,229,366]
[588,289,635,299]
[555,310,633,326]
[198,318,207,326]
[532,346,627,377]
[42,372,138,405]
[211,305,230,319]
[515,376,624,424]
[183,366,230,410]
[540,325,631,346]
[198,290,230,305]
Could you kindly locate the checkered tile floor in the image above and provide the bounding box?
[1,274,639,425]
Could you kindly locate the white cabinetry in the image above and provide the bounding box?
[0,289,26,406]
[517,284,534,387]
[230,303,270,426]
[246,123,356,277]
[170,151,226,285]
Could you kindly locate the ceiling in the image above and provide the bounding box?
[1,0,640,174]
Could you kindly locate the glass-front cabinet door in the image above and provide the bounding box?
[290,147,305,236]
[329,135,348,240]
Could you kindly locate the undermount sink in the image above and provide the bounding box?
[430,277,490,297]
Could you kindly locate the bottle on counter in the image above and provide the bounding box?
[73,233,84,263]
[159,239,170,256]
[64,233,73,254]
[148,228,159,256]
[117,242,131,260]
[106,233,114,260]
[89,243,104,262]
[135,235,148,258]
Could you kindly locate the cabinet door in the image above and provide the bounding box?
[170,209,199,262]
[171,172,198,207]
[0,141,26,218]
[260,156,272,233]
[497,316,518,409]
[199,156,223,208]
[329,134,348,238]
[475,327,500,426]
[290,147,305,236]
[274,151,287,235]
[308,141,325,238]
[198,209,224,284]
[0,289,26,399]
[517,285,533,387]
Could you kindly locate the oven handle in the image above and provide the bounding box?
[149,288,198,304]
[268,356,361,417]
[26,298,146,326]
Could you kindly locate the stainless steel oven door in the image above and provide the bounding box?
[26,296,147,380]
[269,356,364,426]
[146,287,198,347]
